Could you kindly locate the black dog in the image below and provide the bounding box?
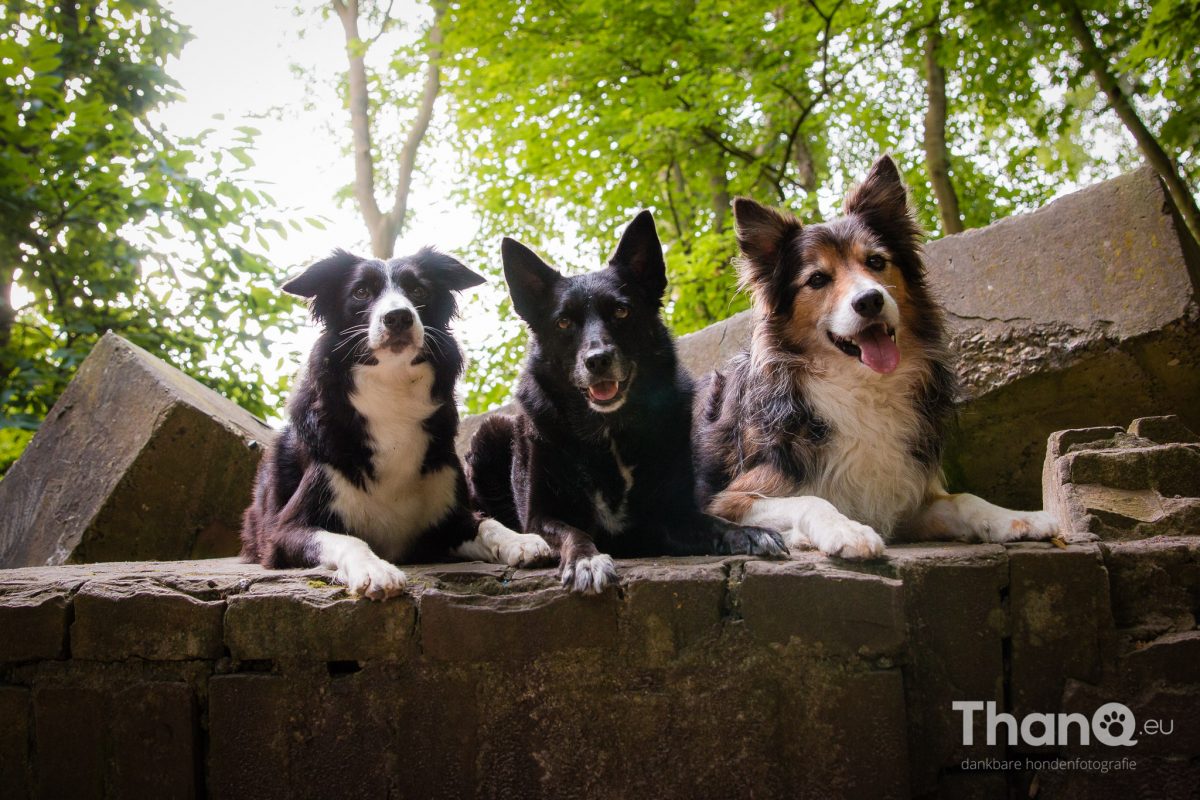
[242,248,550,600]
[467,211,787,594]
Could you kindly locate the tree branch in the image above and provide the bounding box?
[1059,0,1200,242]
[333,0,385,252]
[384,1,444,255]
[921,10,964,234]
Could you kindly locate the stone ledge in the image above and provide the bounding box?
[1,539,1197,799]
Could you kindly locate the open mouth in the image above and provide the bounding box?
[827,323,900,374]
[584,373,633,409]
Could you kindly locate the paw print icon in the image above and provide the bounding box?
[1093,702,1138,746]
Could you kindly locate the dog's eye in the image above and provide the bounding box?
[806,272,831,289]
[352,286,372,300]
[556,317,572,330]
[409,285,428,303]
[865,255,886,271]
[613,305,629,319]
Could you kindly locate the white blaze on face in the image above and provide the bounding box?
[826,273,900,340]
[367,271,424,351]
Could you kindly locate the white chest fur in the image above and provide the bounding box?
[801,357,931,536]
[593,439,635,533]
[325,353,457,561]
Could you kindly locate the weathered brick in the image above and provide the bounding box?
[619,561,726,664]
[110,683,198,799]
[740,558,905,658]
[420,585,619,662]
[71,582,224,661]
[1008,543,1112,719]
[33,685,106,800]
[0,686,30,800]
[777,668,910,799]
[1102,537,1200,639]
[0,592,70,662]
[224,579,416,662]
[208,675,294,800]
[891,543,1008,795]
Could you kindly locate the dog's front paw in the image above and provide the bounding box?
[499,531,554,567]
[336,551,407,601]
[561,553,617,595]
[820,518,887,560]
[722,525,789,558]
[1006,510,1059,542]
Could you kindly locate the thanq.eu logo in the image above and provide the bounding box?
[953,701,1173,747]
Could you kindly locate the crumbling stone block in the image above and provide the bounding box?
[665,168,1200,510]
[0,590,70,662]
[0,687,30,800]
[420,584,619,662]
[1043,417,1200,539]
[1101,536,1200,641]
[71,581,225,661]
[224,578,417,663]
[1007,544,1112,719]
[618,561,726,664]
[740,557,905,658]
[0,332,275,567]
[889,544,1008,794]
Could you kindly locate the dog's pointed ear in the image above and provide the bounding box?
[282,249,361,298]
[502,237,561,322]
[843,154,909,219]
[419,248,486,292]
[610,210,667,302]
[732,198,801,306]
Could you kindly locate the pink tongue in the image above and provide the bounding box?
[857,327,900,374]
[589,381,619,401]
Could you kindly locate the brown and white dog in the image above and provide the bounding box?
[694,155,1058,559]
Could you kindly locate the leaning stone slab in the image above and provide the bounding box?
[667,167,1200,510]
[1043,416,1200,539]
[0,332,275,567]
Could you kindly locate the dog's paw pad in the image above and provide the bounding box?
[824,521,887,560]
[562,554,617,595]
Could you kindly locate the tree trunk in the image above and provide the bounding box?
[921,14,964,235]
[1060,0,1200,243]
[332,0,443,258]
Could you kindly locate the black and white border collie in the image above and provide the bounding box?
[466,211,786,595]
[695,156,1058,558]
[242,248,550,599]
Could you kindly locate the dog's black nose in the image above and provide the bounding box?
[383,308,414,331]
[852,289,884,318]
[584,349,614,374]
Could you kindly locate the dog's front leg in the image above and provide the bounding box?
[740,496,887,560]
[708,467,884,560]
[667,513,789,558]
[535,519,617,595]
[453,516,553,567]
[311,530,408,600]
[912,493,1058,543]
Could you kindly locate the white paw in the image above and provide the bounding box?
[561,554,617,595]
[1003,510,1059,542]
[498,531,553,567]
[335,549,407,601]
[820,518,887,560]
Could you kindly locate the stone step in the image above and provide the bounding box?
[2,538,1197,798]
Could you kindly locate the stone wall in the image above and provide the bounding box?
[2,538,1197,799]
